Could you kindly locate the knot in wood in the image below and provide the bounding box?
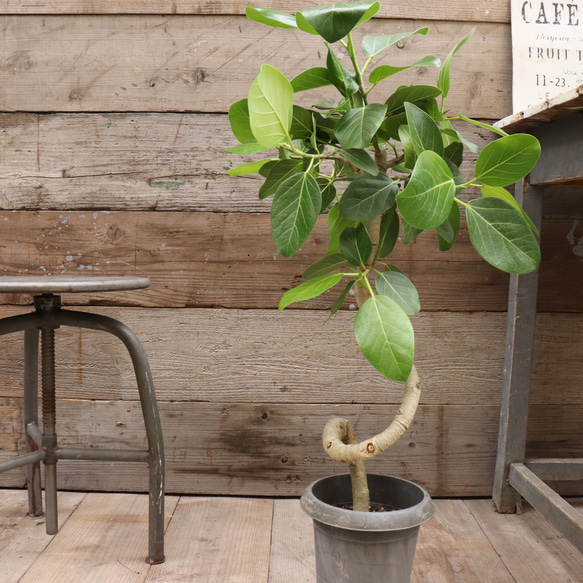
[366,442,375,454]
[326,441,333,450]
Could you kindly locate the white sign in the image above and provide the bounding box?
[511,0,583,112]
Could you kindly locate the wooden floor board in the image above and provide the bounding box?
[1,490,582,582]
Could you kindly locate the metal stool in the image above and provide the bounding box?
[0,276,165,564]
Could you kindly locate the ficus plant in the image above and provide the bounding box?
[227,2,541,511]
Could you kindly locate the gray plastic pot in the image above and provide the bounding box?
[300,474,435,583]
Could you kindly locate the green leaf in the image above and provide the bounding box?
[475,134,541,187]
[227,159,275,177]
[326,45,359,97]
[225,141,269,155]
[405,102,444,157]
[436,202,460,251]
[398,125,417,171]
[378,208,399,258]
[362,27,429,57]
[402,219,423,244]
[397,150,456,229]
[385,85,442,116]
[338,148,379,176]
[340,173,398,221]
[369,56,441,85]
[271,172,322,257]
[466,197,541,273]
[328,203,359,254]
[457,113,508,138]
[335,104,388,149]
[296,2,380,43]
[481,185,538,233]
[354,295,414,381]
[303,253,347,280]
[438,28,475,103]
[376,271,420,315]
[229,99,254,144]
[258,159,302,199]
[444,141,463,167]
[279,273,343,310]
[291,67,332,92]
[340,224,372,267]
[380,112,407,141]
[248,64,293,149]
[246,7,297,28]
[291,105,314,140]
[318,178,337,212]
[329,280,356,318]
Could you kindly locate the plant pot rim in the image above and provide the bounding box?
[300,473,435,532]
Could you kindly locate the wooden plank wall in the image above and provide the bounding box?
[0,1,581,498]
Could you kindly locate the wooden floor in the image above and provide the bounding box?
[1,490,582,582]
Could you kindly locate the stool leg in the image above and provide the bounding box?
[41,326,59,534]
[24,328,43,517]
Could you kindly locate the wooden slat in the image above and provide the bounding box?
[526,459,583,482]
[0,211,581,312]
[412,499,513,581]
[144,497,273,582]
[17,493,179,583]
[0,309,581,405]
[465,498,583,582]
[0,113,491,212]
[0,490,86,583]
[0,1,511,23]
[1,398,582,497]
[269,499,315,583]
[0,16,511,118]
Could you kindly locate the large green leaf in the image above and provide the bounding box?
[340,224,372,267]
[291,67,332,92]
[227,158,276,177]
[296,2,380,43]
[279,273,344,310]
[362,27,428,57]
[475,134,541,187]
[327,203,359,254]
[437,28,474,103]
[397,150,455,229]
[339,173,398,220]
[271,172,322,257]
[375,271,420,315]
[466,197,541,273]
[377,208,400,258]
[248,64,293,149]
[335,104,388,149]
[338,148,379,176]
[369,56,440,85]
[229,99,254,144]
[291,105,314,140]
[405,102,444,157]
[246,7,298,28]
[481,184,537,233]
[354,295,414,381]
[326,46,359,97]
[303,253,347,280]
[385,85,442,116]
[258,159,302,199]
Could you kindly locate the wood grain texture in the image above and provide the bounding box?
[0,1,511,23]
[0,113,490,212]
[0,211,581,312]
[145,497,273,582]
[0,16,511,118]
[1,398,582,496]
[0,490,86,583]
[0,308,581,406]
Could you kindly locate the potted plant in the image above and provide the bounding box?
[227,3,541,581]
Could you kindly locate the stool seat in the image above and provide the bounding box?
[0,275,165,564]
[0,275,150,294]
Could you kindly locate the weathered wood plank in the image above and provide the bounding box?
[145,497,272,582]
[412,499,513,581]
[0,490,86,583]
[0,113,491,212]
[0,309,581,405]
[0,1,511,23]
[1,399,582,496]
[465,498,583,582]
[16,493,179,583]
[269,499,315,583]
[0,16,511,118]
[0,211,580,312]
